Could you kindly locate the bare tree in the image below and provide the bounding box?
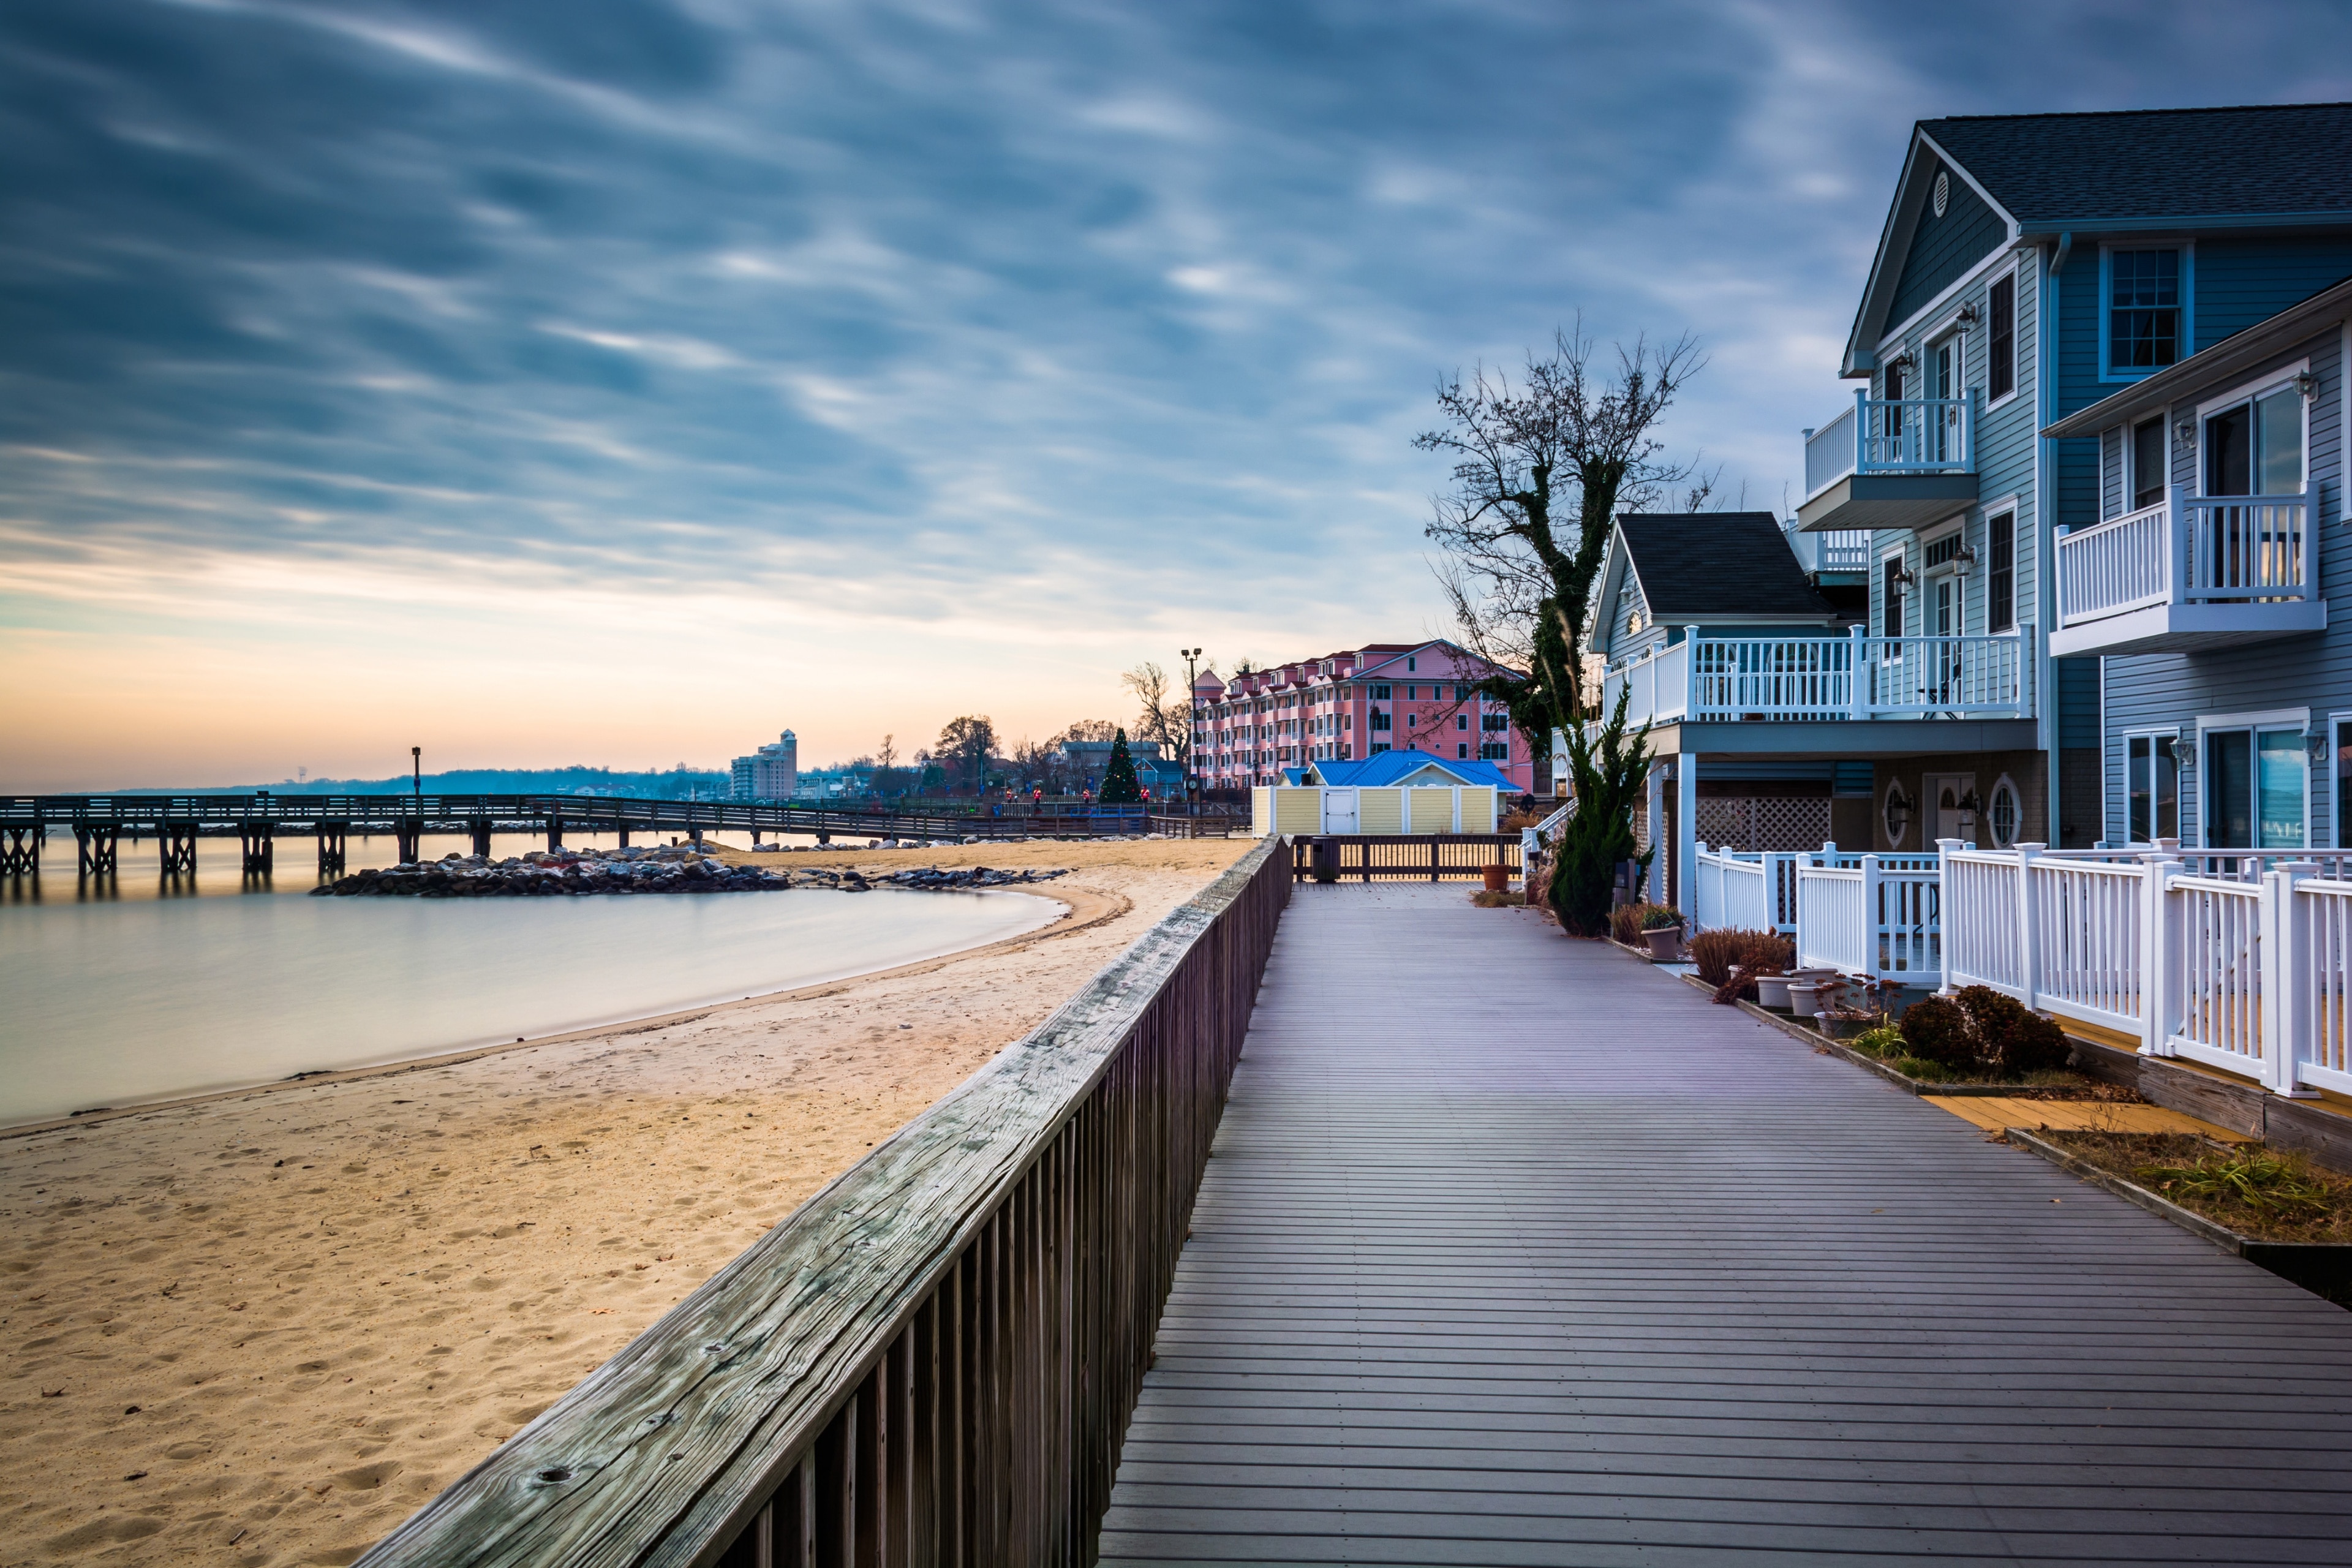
[935,715,997,793]
[1417,323,1705,778]
[1120,661,1193,769]
[876,733,897,772]
[1060,718,1117,744]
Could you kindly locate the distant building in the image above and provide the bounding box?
[1191,639,1537,794]
[729,730,799,802]
[793,766,870,800]
[1056,738,1186,799]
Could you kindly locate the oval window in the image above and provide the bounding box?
[1884,780,1913,847]
[1934,171,1950,217]
[1987,775,2021,848]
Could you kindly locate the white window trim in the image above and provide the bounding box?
[1883,777,1914,849]
[1983,263,2022,412]
[1977,500,2022,637]
[2332,710,2352,851]
[1985,773,2022,849]
[2196,707,2315,851]
[2118,728,2185,845]
[2123,410,2171,516]
[2098,240,2196,383]
[2195,359,2312,499]
[2194,357,2310,421]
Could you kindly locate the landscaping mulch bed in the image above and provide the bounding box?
[2008,1128,2352,1304]
[2038,1130,2352,1246]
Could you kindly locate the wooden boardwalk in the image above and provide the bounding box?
[1099,884,2352,1566]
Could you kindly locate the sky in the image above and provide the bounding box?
[7,1,2352,791]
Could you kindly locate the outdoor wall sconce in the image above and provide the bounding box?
[2308,731,2331,764]
[1952,545,1980,578]
[2297,370,2319,401]
[1954,303,1980,326]
[2176,724,2198,767]
[1890,565,1918,590]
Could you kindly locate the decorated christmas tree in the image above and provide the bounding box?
[1099,729,1143,804]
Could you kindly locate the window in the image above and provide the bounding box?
[1371,684,1390,699]
[1370,710,1390,731]
[1882,556,1906,638]
[2340,718,2352,850]
[1457,742,1470,759]
[1480,742,1510,761]
[2126,734,2179,842]
[1406,656,1417,671]
[1456,714,1469,731]
[1933,170,1949,217]
[1883,779,1913,848]
[1986,775,2021,849]
[2132,417,2166,511]
[1884,360,1904,402]
[1924,532,1964,568]
[2109,249,2182,372]
[1370,742,1390,755]
[1987,274,2015,403]
[2204,725,2305,849]
[2204,384,2302,497]
[1986,511,2015,633]
[1406,714,1417,728]
[1483,713,1509,731]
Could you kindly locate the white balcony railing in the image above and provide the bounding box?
[1599,627,2037,728]
[1803,391,1976,500]
[2058,486,2317,628]
[1783,526,1871,575]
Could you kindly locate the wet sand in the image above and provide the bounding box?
[0,834,1253,1567]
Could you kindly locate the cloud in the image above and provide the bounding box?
[6,0,2352,784]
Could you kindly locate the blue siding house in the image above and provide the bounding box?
[2046,271,2346,853]
[1792,103,2352,858]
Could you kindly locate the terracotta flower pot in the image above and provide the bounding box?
[1643,927,1682,961]
[1482,863,1509,892]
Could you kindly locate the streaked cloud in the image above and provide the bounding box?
[4,0,2351,786]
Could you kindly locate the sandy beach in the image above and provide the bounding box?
[0,834,1254,1567]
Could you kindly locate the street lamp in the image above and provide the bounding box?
[1179,647,1204,806]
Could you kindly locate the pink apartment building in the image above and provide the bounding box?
[1190,638,1537,793]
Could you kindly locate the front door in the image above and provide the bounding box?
[1931,337,1959,462]
[1929,772,1977,846]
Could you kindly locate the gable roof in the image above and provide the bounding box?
[1844,103,2352,375]
[1925,104,2352,229]
[1596,513,1836,645]
[1297,753,1518,790]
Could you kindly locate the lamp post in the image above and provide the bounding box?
[1179,646,1204,807]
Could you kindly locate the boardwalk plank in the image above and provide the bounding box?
[1097,884,2352,1566]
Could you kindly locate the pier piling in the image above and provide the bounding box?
[546,816,564,851]
[1,826,38,877]
[75,825,118,877]
[159,823,198,876]
[239,822,274,873]
[469,818,492,857]
[395,818,421,865]
[318,824,348,877]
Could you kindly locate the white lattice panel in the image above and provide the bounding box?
[1697,796,1830,853]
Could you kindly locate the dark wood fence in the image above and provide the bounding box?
[355,836,1289,1568]
[1288,834,1523,883]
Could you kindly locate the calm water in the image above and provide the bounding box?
[0,830,1055,1125]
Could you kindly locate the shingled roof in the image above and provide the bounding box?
[1923,104,2352,227]
[1610,513,1836,624]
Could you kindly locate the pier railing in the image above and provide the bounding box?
[1288,834,1523,883]
[356,835,1289,1568]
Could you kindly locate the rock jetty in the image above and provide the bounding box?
[312,846,1069,898]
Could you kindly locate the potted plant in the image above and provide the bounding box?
[1482,862,1509,892]
[1754,970,1793,1010]
[1640,906,1685,960]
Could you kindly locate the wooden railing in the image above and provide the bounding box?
[1288,834,1521,883]
[356,837,1290,1568]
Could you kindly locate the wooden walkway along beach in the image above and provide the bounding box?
[1099,883,2352,1566]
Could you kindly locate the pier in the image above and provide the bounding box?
[0,793,1240,878]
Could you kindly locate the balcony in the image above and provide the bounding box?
[1599,628,2036,735]
[2051,487,2327,657]
[1796,392,1978,534]
[1783,526,1871,578]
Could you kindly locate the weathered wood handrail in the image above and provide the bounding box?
[356,835,1290,1568]
[1288,834,1521,883]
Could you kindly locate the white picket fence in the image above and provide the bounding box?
[1940,839,2352,1097]
[1691,842,1940,983]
